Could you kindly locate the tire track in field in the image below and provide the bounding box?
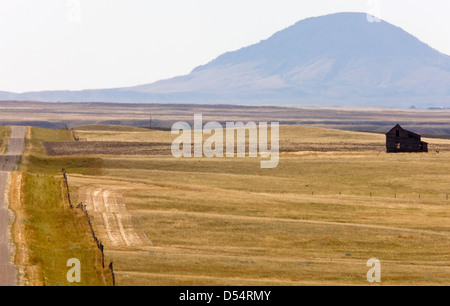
[78,187,151,247]
[136,209,450,238]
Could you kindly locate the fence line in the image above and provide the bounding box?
[305,189,449,201]
[62,168,73,209]
[76,202,105,268]
[62,168,115,286]
[71,128,80,142]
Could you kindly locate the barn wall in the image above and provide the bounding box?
[386,126,428,153]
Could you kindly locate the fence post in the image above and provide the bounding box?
[72,128,79,142]
[109,262,116,286]
[62,168,73,209]
[65,169,114,286]
[99,243,105,269]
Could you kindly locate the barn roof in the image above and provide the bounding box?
[386,124,422,138]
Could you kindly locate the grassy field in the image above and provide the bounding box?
[14,127,110,286]
[0,126,10,154]
[36,124,449,286]
[18,173,108,285]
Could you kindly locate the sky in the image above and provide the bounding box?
[0,0,449,93]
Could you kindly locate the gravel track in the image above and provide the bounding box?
[0,126,26,286]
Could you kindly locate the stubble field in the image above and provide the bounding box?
[33,125,448,286]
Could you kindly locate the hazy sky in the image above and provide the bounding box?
[1,0,449,93]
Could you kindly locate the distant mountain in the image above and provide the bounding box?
[2,12,450,107]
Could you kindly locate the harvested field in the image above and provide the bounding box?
[283,142,450,153]
[43,140,450,156]
[77,187,151,247]
[19,125,450,286]
[282,142,385,152]
[43,141,172,156]
[44,141,384,156]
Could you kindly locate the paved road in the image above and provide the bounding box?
[0,126,26,286]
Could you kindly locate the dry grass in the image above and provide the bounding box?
[9,172,43,286]
[61,125,450,286]
[14,127,110,286]
[74,125,388,144]
[0,126,10,154]
[18,173,109,286]
[43,141,171,156]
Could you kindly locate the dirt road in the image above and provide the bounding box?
[0,126,26,286]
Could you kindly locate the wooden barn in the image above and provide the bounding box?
[386,124,428,153]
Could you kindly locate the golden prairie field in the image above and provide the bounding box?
[16,124,450,285]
